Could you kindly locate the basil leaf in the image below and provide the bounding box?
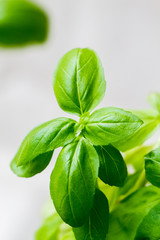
[117,170,146,202]
[114,109,160,152]
[107,186,160,240]
[50,137,99,227]
[10,151,53,178]
[148,92,160,112]
[73,189,109,240]
[61,231,75,240]
[13,117,77,167]
[0,0,48,46]
[35,213,63,240]
[135,203,160,240]
[125,145,153,171]
[35,212,75,240]
[59,223,75,240]
[145,148,160,188]
[83,107,143,145]
[95,145,127,187]
[98,179,118,211]
[53,48,106,116]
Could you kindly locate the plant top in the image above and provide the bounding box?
[11,48,160,240]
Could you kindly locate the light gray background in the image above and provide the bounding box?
[0,0,160,239]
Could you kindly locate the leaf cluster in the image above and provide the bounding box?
[11,48,160,240]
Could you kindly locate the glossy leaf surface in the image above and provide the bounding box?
[50,137,99,227]
[114,109,160,151]
[148,92,160,112]
[95,145,127,186]
[13,117,77,167]
[0,0,48,46]
[107,186,160,240]
[73,189,109,240]
[11,151,53,178]
[53,48,106,116]
[145,148,160,188]
[83,107,143,145]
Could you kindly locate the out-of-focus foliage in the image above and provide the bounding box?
[11,46,160,240]
[0,0,48,47]
[125,145,154,171]
[114,109,160,152]
[35,212,75,240]
[145,148,160,188]
[107,186,160,240]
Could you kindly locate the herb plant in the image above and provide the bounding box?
[11,48,160,240]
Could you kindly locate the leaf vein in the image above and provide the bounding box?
[78,54,93,72]
[57,80,80,111]
[81,67,98,101]
[102,146,122,184]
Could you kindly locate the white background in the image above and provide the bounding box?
[0,0,160,239]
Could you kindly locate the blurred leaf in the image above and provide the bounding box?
[98,179,118,211]
[148,92,160,113]
[117,170,146,202]
[35,213,63,240]
[35,212,75,240]
[61,232,75,240]
[0,0,48,46]
[145,148,160,188]
[59,223,75,240]
[125,145,153,171]
[114,109,160,152]
[107,186,160,240]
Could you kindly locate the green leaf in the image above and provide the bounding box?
[59,223,75,240]
[117,171,141,196]
[35,209,75,240]
[10,151,53,178]
[35,213,63,240]
[82,107,143,146]
[135,203,160,240]
[73,189,109,240]
[0,0,48,47]
[53,48,106,116]
[114,109,160,152]
[95,145,127,187]
[50,137,99,227]
[148,92,160,112]
[145,148,160,188]
[117,170,146,202]
[124,145,154,171]
[61,231,75,240]
[13,117,77,167]
[98,179,118,211]
[107,186,160,240]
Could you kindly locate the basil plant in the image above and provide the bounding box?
[11,48,147,240]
